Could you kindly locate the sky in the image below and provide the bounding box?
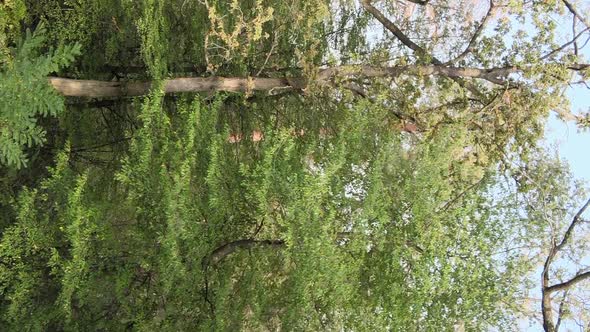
[542,0,590,183]
[527,5,590,330]
[544,87,590,182]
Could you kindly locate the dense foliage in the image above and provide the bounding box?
[0,0,589,331]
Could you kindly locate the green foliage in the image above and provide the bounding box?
[136,0,169,79]
[23,0,108,62]
[0,149,74,329]
[0,24,80,168]
[0,0,588,330]
[0,0,26,64]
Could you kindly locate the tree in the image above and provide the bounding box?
[541,198,590,332]
[0,0,589,330]
[501,147,590,331]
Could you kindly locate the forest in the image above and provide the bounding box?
[1,0,589,331]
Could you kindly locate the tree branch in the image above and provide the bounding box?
[567,63,590,71]
[541,27,590,60]
[562,0,590,30]
[201,231,427,269]
[555,197,590,251]
[554,290,569,332]
[48,65,520,97]
[201,239,285,268]
[446,0,496,64]
[49,63,588,98]
[405,0,429,5]
[360,0,492,96]
[546,271,590,293]
[317,65,517,82]
[541,197,590,332]
[360,0,439,62]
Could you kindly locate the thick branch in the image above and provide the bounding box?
[49,63,588,98]
[541,197,590,332]
[49,65,518,97]
[360,0,491,95]
[361,0,440,63]
[555,197,590,251]
[554,290,568,332]
[49,77,306,98]
[542,259,557,331]
[546,271,590,294]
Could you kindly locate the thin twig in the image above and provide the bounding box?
[446,0,496,64]
[541,27,590,60]
[562,0,590,30]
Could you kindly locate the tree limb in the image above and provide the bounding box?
[361,0,439,62]
[541,197,590,332]
[446,0,496,64]
[541,27,590,60]
[405,0,429,5]
[201,239,285,268]
[562,0,590,30]
[555,197,590,252]
[49,63,588,98]
[201,232,427,269]
[546,270,590,293]
[360,0,490,96]
[567,63,590,71]
[554,290,568,332]
[48,65,519,97]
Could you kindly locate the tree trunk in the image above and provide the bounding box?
[48,65,517,98]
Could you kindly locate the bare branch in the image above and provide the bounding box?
[573,16,580,56]
[547,271,590,294]
[555,290,569,332]
[562,0,590,31]
[541,27,590,60]
[361,0,440,63]
[405,0,429,5]
[555,197,590,251]
[447,0,496,64]
[541,197,590,332]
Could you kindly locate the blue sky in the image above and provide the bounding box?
[542,0,590,183]
[545,86,590,182]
